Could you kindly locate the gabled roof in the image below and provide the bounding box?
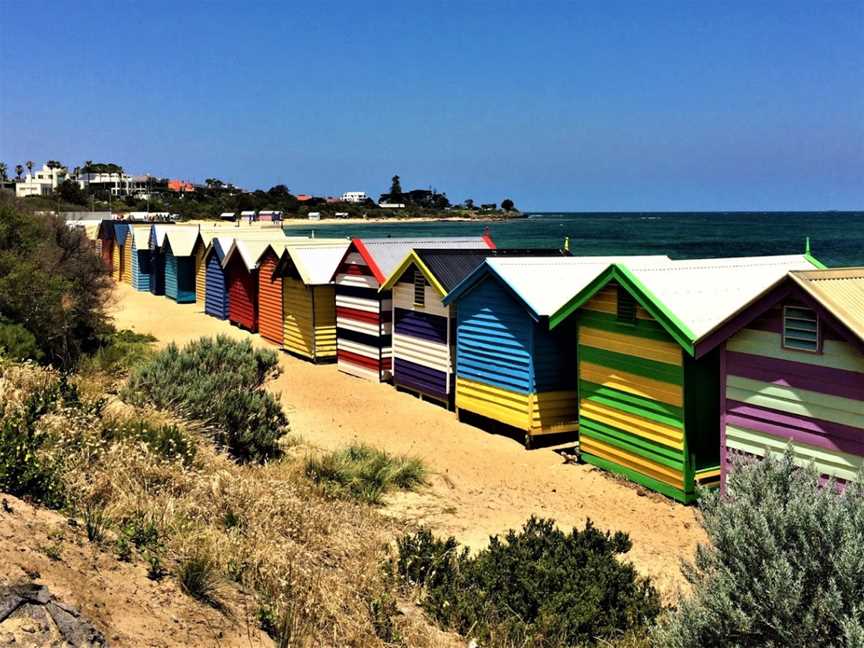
[129,224,152,250]
[790,268,864,344]
[162,226,200,256]
[338,236,495,284]
[550,254,820,356]
[112,222,130,245]
[149,224,173,249]
[443,256,671,319]
[380,248,570,296]
[222,238,301,271]
[275,242,351,285]
[205,236,236,263]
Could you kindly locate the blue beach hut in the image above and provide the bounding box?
[163,227,199,303]
[204,236,233,319]
[128,225,153,291]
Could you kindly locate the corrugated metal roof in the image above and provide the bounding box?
[790,267,864,343]
[150,224,172,248]
[482,256,671,317]
[129,224,152,250]
[282,243,351,285]
[415,248,569,293]
[621,254,815,340]
[356,237,492,282]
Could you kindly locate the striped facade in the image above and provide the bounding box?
[722,301,864,484]
[574,283,720,503]
[111,223,129,282]
[164,240,197,303]
[226,254,258,331]
[129,228,152,292]
[204,244,229,319]
[334,251,392,381]
[98,222,114,273]
[283,278,337,360]
[392,269,454,404]
[195,243,207,305]
[123,234,134,286]
[257,248,283,345]
[453,275,579,445]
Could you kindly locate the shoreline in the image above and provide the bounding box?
[280,214,522,226]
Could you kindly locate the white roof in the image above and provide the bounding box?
[219,212,236,218]
[240,210,257,216]
[282,243,351,285]
[129,224,152,249]
[486,256,671,317]
[162,226,200,256]
[222,239,291,271]
[619,254,816,340]
[150,224,173,248]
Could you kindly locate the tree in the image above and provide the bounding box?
[267,184,291,197]
[0,163,7,181]
[46,160,65,169]
[57,179,88,206]
[501,198,515,211]
[26,161,33,176]
[464,198,475,210]
[389,175,403,201]
[14,165,23,180]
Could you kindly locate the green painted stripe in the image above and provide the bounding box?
[580,380,684,428]
[579,345,684,385]
[580,453,693,503]
[578,310,673,343]
[580,418,685,466]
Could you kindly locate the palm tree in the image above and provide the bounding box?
[0,163,7,181]
[15,164,23,180]
[26,161,33,175]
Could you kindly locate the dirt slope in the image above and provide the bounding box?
[110,283,705,600]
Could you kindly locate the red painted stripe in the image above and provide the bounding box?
[339,263,374,277]
[351,239,386,283]
[336,307,380,324]
[226,257,258,331]
[726,350,864,400]
[482,231,496,249]
[337,349,382,370]
[725,400,864,454]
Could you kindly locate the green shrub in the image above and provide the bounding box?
[79,329,156,376]
[394,517,661,647]
[105,418,196,466]
[0,319,42,361]
[652,449,864,648]
[0,377,66,508]
[304,444,426,504]
[123,336,288,462]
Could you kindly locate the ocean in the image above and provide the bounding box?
[284,211,864,267]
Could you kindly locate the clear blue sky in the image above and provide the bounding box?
[1,1,862,211]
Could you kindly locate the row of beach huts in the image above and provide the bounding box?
[89,220,864,504]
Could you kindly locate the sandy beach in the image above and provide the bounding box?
[109,282,705,600]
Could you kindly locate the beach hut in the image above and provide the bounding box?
[128,225,153,291]
[203,236,234,319]
[257,243,288,345]
[331,235,495,382]
[222,239,290,331]
[273,242,350,361]
[710,267,864,487]
[96,220,115,273]
[548,254,821,503]
[163,227,199,303]
[148,224,173,296]
[379,249,570,407]
[442,256,669,446]
[111,223,130,282]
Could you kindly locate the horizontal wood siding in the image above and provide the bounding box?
[131,246,152,292]
[111,242,121,281]
[123,237,133,286]
[395,358,449,400]
[312,286,337,359]
[283,277,315,358]
[204,253,228,319]
[195,246,206,304]
[149,251,165,296]
[723,314,864,482]
[257,251,283,345]
[334,250,389,381]
[226,256,258,331]
[577,283,693,502]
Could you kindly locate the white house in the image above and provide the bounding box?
[16,163,69,197]
[341,191,367,203]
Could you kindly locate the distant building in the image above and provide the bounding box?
[167,179,196,192]
[341,191,367,203]
[379,202,406,209]
[480,203,497,211]
[78,172,154,197]
[16,163,70,197]
[296,194,314,202]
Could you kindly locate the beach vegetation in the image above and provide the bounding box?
[123,336,288,462]
[393,517,661,647]
[304,443,427,504]
[501,198,515,211]
[0,195,112,368]
[652,450,864,647]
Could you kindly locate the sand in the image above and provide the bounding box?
[109,283,706,600]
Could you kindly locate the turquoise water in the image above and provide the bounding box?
[285,211,864,267]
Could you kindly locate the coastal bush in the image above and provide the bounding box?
[123,336,288,462]
[0,318,42,361]
[394,517,661,647]
[0,195,112,368]
[652,450,864,648]
[304,444,427,504]
[78,329,156,376]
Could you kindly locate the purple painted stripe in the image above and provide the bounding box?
[394,357,449,399]
[394,308,448,345]
[745,307,846,341]
[726,400,864,454]
[727,351,864,400]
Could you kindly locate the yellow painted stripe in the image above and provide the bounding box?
[583,286,653,319]
[580,436,685,490]
[580,400,684,449]
[580,326,682,366]
[456,377,531,431]
[580,361,683,407]
[695,468,721,481]
[530,390,580,433]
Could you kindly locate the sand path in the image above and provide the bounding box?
[110,283,704,599]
